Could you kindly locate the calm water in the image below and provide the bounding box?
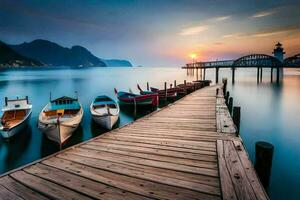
[0,67,299,199]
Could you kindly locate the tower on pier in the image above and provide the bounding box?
[273,42,285,62]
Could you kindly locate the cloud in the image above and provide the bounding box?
[179,25,208,36]
[222,33,243,39]
[252,10,275,18]
[215,15,231,21]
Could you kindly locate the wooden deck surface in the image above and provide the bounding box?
[0,85,268,200]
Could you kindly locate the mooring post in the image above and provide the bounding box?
[216,88,219,95]
[225,91,230,105]
[276,67,280,83]
[228,97,233,116]
[270,68,273,82]
[184,80,187,94]
[133,97,137,119]
[260,67,263,82]
[215,67,219,84]
[203,68,206,80]
[233,106,241,136]
[257,67,260,83]
[222,78,227,95]
[174,80,177,87]
[255,141,274,190]
[147,82,149,90]
[232,67,235,84]
[164,82,167,101]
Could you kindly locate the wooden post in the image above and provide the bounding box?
[222,78,227,95]
[225,91,230,105]
[228,97,233,116]
[270,68,273,82]
[133,97,137,118]
[184,80,187,95]
[257,67,260,83]
[255,141,274,190]
[26,96,29,104]
[203,68,206,80]
[233,106,241,136]
[4,97,8,106]
[216,88,219,95]
[174,80,177,87]
[276,67,280,83]
[215,67,219,84]
[232,67,235,84]
[164,82,167,101]
[260,67,263,81]
[147,82,149,90]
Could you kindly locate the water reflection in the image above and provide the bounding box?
[1,126,32,171]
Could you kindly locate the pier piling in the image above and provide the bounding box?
[174,80,176,87]
[260,68,263,81]
[228,97,233,115]
[147,82,149,90]
[215,68,219,84]
[255,141,274,190]
[233,106,241,136]
[257,67,260,83]
[276,67,280,83]
[232,67,235,84]
[270,68,273,82]
[222,78,227,94]
[225,91,230,106]
[164,82,167,101]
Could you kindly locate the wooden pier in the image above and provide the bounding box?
[0,85,268,200]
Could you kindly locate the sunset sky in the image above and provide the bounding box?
[0,0,300,66]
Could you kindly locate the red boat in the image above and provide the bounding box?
[137,84,178,100]
[114,88,158,107]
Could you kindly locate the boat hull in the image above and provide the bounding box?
[38,121,80,145]
[38,106,83,145]
[0,111,32,139]
[92,114,119,130]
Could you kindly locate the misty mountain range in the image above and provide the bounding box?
[0,39,132,67]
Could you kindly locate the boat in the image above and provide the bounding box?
[0,96,32,138]
[137,84,178,100]
[114,88,159,107]
[90,95,119,130]
[38,94,83,146]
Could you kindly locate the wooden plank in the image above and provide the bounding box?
[0,184,24,200]
[232,140,269,200]
[58,152,220,187]
[92,138,216,154]
[217,140,238,200]
[100,134,217,151]
[43,157,220,200]
[51,154,221,195]
[24,163,150,200]
[0,176,49,200]
[10,170,92,200]
[74,146,218,176]
[88,140,217,156]
[223,140,257,200]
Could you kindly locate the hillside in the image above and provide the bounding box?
[0,41,43,67]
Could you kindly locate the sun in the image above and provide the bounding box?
[189,53,197,59]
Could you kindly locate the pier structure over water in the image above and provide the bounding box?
[0,85,268,200]
[183,43,300,84]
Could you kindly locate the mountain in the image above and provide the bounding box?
[0,41,43,67]
[10,39,106,67]
[102,59,132,67]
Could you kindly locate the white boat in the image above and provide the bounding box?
[90,95,119,130]
[38,95,83,146]
[0,96,32,138]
